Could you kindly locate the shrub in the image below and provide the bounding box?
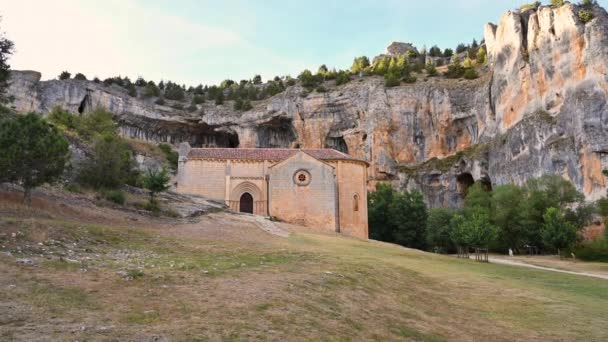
[388,190,428,249]
[102,189,125,205]
[476,47,488,65]
[542,207,578,256]
[135,77,147,86]
[351,56,370,73]
[384,72,400,87]
[425,63,438,76]
[285,77,296,86]
[192,95,205,104]
[427,208,457,253]
[335,71,351,86]
[58,71,71,80]
[443,48,454,58]
[579,10,594,23]
[77,134,137,189]
[428,46,442,57]
[158,144,178,171]
[76,107,116,140]
[520,1,541,11]
[402,74,417,83]
[73,73,87,81]
[574,239,608,262]
[93,77,100,83]
[142,168,170,203]
[551,0,565,7]
[164,82,185,101]
[464,68,478,79]
[315,85,326,93]
[0,113,70,204]
[444,64,465,78]
[127,83,137,97]
[48,107,78,130]
[143,83,160,98]
[298,69,322,89]
[64,183,82,193]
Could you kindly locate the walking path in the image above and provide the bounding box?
[472,255,608,280]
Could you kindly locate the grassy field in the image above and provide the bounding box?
[1,193,607,341]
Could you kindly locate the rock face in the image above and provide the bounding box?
[6,4,608,206]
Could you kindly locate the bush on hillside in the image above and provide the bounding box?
[158,143,178,171]
[102,189,125,205]
[464,68,478,79]
[579,10,594,23]
[384,72,400,87]
[74,73,87,81]
[58,71,71,80]
[574,239,608,262]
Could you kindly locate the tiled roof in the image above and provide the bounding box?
[187,148,367,164]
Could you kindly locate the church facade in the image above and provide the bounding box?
[176,145,369,239]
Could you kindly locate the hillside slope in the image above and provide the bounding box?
[1,188,608,341]
[6,3,608,206]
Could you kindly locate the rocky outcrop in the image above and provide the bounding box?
[6,3,608,206]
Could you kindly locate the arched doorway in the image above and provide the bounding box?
[239,193,253,214]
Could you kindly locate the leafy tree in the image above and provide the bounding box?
[135,77,147,86]
[77,133,137,189]
[220,79,235,89]
[451,212,497,249]
[144,82,160,98]
[142,168,170,203]
[551,0,565,7]
[476,47,488,65]
[492,184,526,251]
[164,81,185,101]
[541,207,578,256]
[158,80,165,90]
[351,56,370,73]
[456,43,468,54]
[463,182,492,217]
[76,107,116,141]
[384,72,400,87]
[368,183,394,241]
[450,214,474,250]
[252,74,262,85]
[298,69,322,89]
[48,106,78,130]
[0,28,14,103]
[373,58,389,75]
[285,77,296,86]
[428,45,442,57]
[58,71,71,80]
[443,48,454,58]
[127,83,137,97]
[389,190,428,249]
[0,113,70,204]
[158,143,178,171]
[215,91,224,105]
[427,208,456,252]
[74,73,87,81]
[425,62,438,76]
[335,71,351,86]
[317,64,328,76]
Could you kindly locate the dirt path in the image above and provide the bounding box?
[472,256,608,280]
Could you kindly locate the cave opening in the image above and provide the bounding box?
[256,118,297,148]
[456,172,475,198]
[479,176,493,192]
[78,94,90,114]
[325,136,348,154]
[197,131,239,148]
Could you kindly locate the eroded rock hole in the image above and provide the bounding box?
[78,94,90,114]
[326,136,348,154]
[479,176,493,192]
[199,131,239,148]
[456,172,475,198]
[256,118,297,148]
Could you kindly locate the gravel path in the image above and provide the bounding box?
[475,256,608,280]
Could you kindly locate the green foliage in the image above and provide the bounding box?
[444,57,465,78]
[158,143,178,171]
[451,212,497,248]
[368,183,395,242]
[252,74,262,85]
[233,98,253,111]
[335,71,351,86]
[144,82,160,97]
[73,73,87,81]
[76,107,116,141]
[77,133,137,189]
[315,85,326,93]
[384,72,400,87]
[463,68,478,80]
[351,56,370,73]
[220,79,235,89]
[0,113,70,204]
[388,191,428,249]
[58,71,71,80]
[0,30,14,103]
[443,48,453,58]
[551,0,565,7]
[135,77,147,86]
[426,208,457,252]
[142,168,170,202]
[48,106,78,130]
[425,62,438,76]
[476,47,488,65]
[102,189,125,205]
[192,95,205,104]
[520,2,541,11]
[574,239,608,262]
[368,184,428,249]
[456,43,467,54]
[285,77,296,86]
[492,184,527,251]
[578,10,594,23]
[163,81,185,101]
[298,69,323,89]
[428,46,442,57]
[126,83,137,97]
[215,91,224,105]
[541,207,578,255]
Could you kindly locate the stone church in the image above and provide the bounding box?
[176,144,369,239]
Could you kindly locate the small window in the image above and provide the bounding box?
[294,170,311,186]
[353,194,359,212]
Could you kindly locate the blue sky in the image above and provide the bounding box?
[1,0,606,86]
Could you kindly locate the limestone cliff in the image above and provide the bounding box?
[6,3,608,207]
